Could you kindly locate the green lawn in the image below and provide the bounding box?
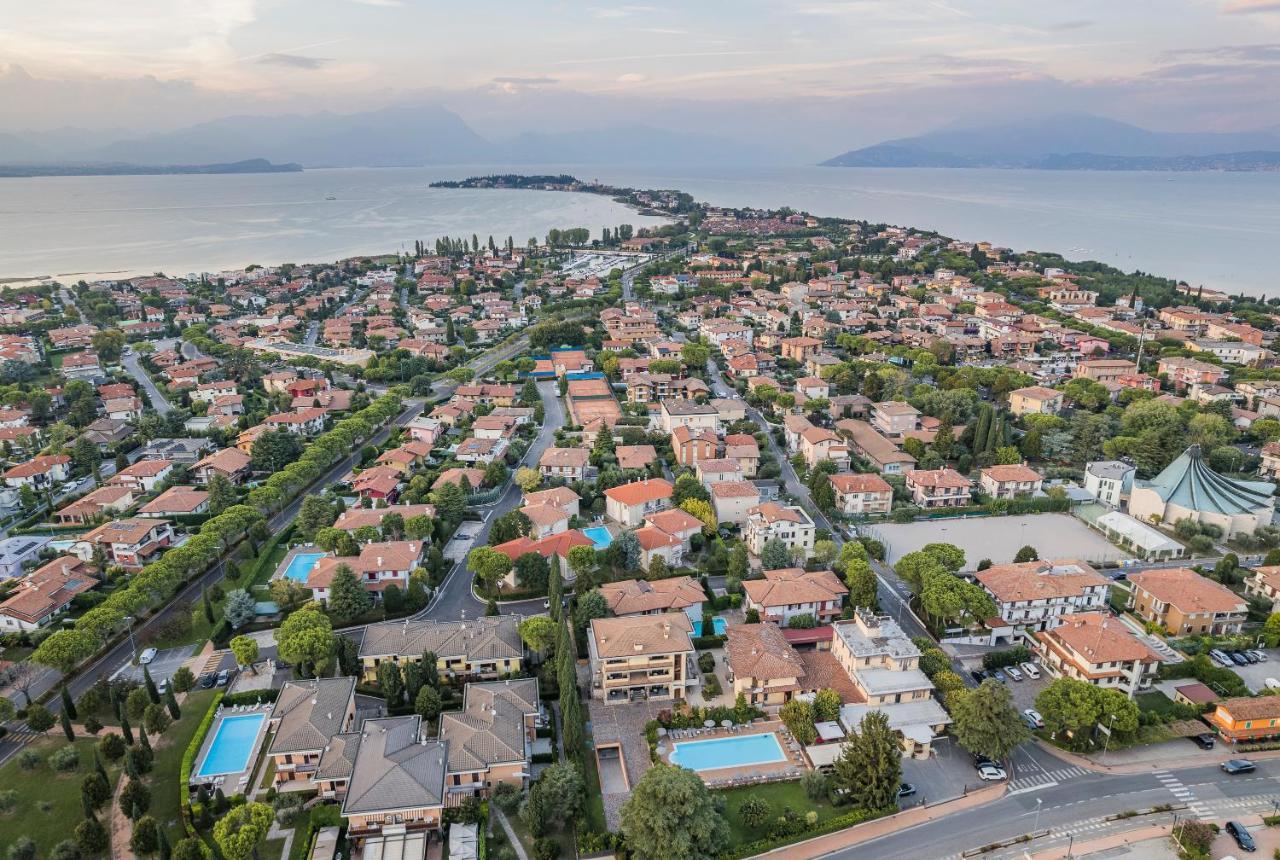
[716,781,841,848]
[261,837,287,860]
[0,736,121,856]
[581,748,608,834]
[1136,691,1180,718]
[151,690,219,846]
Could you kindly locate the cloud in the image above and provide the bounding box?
[347,0,405,6]
[257,53,333,69]
[591,5,656,19]
[617,73,647,83]
[1046,20,1095,31]
[1222,0,1280,12]
[491,76,558,85]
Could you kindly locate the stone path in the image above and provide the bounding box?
[492,807,529,860]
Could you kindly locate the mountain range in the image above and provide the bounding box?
[0,103,773,169]
[821,114,1280,170]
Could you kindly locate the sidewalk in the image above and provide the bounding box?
[757,783,1006,859]
[1033,737,1280,775]
[1025,812,1277,859]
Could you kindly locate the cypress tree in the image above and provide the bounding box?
[139,727,152,758]
[984,414,1002,454]
[158,825,171,860]
[95,750,108,783]
[548,557,563,623]
[61,685,78,720]
[972,406,991,453]
[143,666,160,704]
[165,687,181,721]
[61,706,76,742]
[202,586,215,624]
[120,711,134,745]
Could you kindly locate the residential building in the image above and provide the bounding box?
[871,401,920,437]
[976,559,1110,636]
[905,468,972,508]
[659,400,719,435]
[587,613,696,704]
[110,458,174,494]
[1031,612,1160,697]
[978,464,1043,499]
[1009,386,1064,417]
[538,447,589,481]
[439,680,541,801]
[332,504,436,533]
[599,577,706,622]
[308,541,425,601]
[73,518,174,569]
[3,454,71,490]
[356,616,524,684]
[604,478,673,527]
[1245,565,1280,603]
[343,716,447,840]
[742,567,847,624]
[267,677,358,787]
[671,426,718,467]
[1205,697,1280,743]
[521,486,581,519]
[743,502,815,559]
[1127,567,1247,636]
[798,427,850,471]
[0,556,96,632]
[724,622,809,708]
[1084,461,1135,508]
[835,420,916,475]
[829,473,892,516]
[710,480,761,526]
[138,486,210,517]
[192,447,253,485]
[1074,359,1135,384]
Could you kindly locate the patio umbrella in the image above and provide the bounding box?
[656,727,667,736]
[704,719,715,728]
[721,720,732,728]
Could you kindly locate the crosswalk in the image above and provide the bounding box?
[2,728,42,745]
[1154,768,1214,820]
[1006,765,1092,794]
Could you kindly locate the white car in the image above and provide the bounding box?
[138,647,158,665]
[977,764,1007,781]
[1006,666,1024,682]
[1023,708,1045,729]
[1020,662,1041,680]
[1265,678,1280,691]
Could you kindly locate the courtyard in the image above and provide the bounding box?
[871,513,1128,568]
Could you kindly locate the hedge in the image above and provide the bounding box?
[718,805,887,860]
[223,688,280,706]
[692,634,726,650]
[287,804,344,860]
[180,691,224,834]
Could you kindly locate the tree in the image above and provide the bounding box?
[673,473,709,505]
[519,616,558,655]
[212,802,274,860]
[120,778,150,819]
[950,679,1028,761]
[202,586,215,624]
[514,552,550,592]
[1036,677,1105,742]
[620,764,731,860]
[131,815,160,855]
[572,590,608,641]
[230,635,259,671]
[679,499,717,536]
[81,770,111,811]
[566,545,596,589]
[60,705,75,741]
[760,538,791,571]
[98,732,126,762]
[415,685,442,720]
[26,703,54,734]
[76,816,109,856]
[378,661,404,706]
[296,495,335,539]
[813,688,842,723]
[832,711,901,811]
[207,474,237,516]
[468,546,513,595]
[489,510,533,545]
[738,795,773,830]
[1013,545,1039,563]
[520,762,585,836]
[165,685,182,720]
[514,467,542,493]
[223,589,256,629]
[275,608,335,674]
[780,698,817,745]
[250,430,303,473]
[843,555,879,611]
[327,565,374,624]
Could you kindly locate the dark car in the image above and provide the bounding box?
[1230,651,1249,666]
[198,672,216,689]
[1222,758,1257,774]
[1243,650,1260,664]
[897,783,916,798]
[970,670,988,684]
[1191,733,1215,750]
[973,754,997,768]
[1226,821,1256,852]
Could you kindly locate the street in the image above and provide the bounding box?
[123,352,173,413]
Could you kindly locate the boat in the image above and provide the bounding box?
[325,194,336,200]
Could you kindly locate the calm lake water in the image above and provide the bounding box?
[2,163,1277,295]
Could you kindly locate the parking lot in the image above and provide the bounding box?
[114,644,197,684]
[444,519,485,562]
[1212,647,1280,694]
[900,736,993,804]
[872,514,1127,567]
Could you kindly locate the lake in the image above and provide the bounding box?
[2,163,1277,295]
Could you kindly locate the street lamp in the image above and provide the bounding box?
[1101,713,1118,761]
[1033,797,1043,834]
[123,615,137,661]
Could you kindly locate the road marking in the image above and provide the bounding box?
[1006,765,1091,794]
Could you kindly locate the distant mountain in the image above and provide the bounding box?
[493,124,774,166]
[822,113,1280,170]
[0,159,301,178]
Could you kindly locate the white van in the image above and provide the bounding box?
[1020,662,1041,680]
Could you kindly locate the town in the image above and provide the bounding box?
[1,180,1279,860]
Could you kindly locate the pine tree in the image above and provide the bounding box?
[327,564,373,625]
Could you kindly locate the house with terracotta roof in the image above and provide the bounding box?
[615,444,657,471]
[72,518,174,569]
[725,622,809,708]
[520,502,570,539]
[799,426,850,471]
[109,458,174,494]
[710,480,761,526]
[1206,696,1280,743]
[744,502,815,559]
[439,679,541,801]
[835,420,916,475]
[871,401,920,438]
[905,468,972,509]
[671,425,718,467]
[742,568,847,625]
[0,556,97,632]
[695,458,744,486]
[979,464,1044,499]
[3,454,71,490]
[976,559,1110,636]
[521,486,580,519]
[351,465,402,503]
[307,541,425,601]
[1246,564,1280,603]
[192,447,253,485]
[829,473,892,516]
[722,433,760,477]
[604,478,673,527]
[265,407,327,436]
[588,613,696,704]
[1031,612,1160,697]
[138,486,210,517]
[1009,386,1064,417]
[55,485,135,525]
[491,531,595,586]
[1127,567,1246,636]
[537,447,589,481]
[332,504,436,534]
[599,577,706,621]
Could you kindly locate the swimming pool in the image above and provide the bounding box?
[282,551,326,582]
[582,526,613,550]
[670,733,787,772]
[692,617,727,637]
[196,713,266,778]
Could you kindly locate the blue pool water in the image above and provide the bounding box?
[582,526,613,550]
[282,551,326,582]
[691,617,727,637]
[196,713,266,777]
[670,733,787,772]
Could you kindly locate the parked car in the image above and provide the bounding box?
[1020,662,1041,679]
[215,669,231,687]
[1191,733,1215,750]
[977,764,1007,781]
[973,754,997,768]
[971,670,988,684]
[1242,651,1260,664]
[992,669,1008,682]
[1006,666,1024,682]
[157,678,169,696]
[138,647,157,665]
[1225,821,1256,852]
[1250,650,1268,662]
[1210,650,1233,668]
[198,672,216,689]
[897,783,916,798]
[1222,759,1257,774]
[1230,652,1249,666]
[1023,709,1044,729]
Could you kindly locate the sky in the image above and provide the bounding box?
[2,0,1280,159]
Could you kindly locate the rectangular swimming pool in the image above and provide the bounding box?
[196,713,266,778]
[582,526,613,550]
[692,617,727,637]
[282,551,326,582]
[670,733,787,772]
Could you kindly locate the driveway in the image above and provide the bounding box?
[113,644,197,684]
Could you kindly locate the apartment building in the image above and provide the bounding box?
[538,447,589,481]
[267,677,358,787]
[835,420,917,475]
[1031,612,1160,697]
[829,473,893,516]
[742,567,848,624]
[1127,568,1247,636]
[1084,461,1135,507]
[604,478,674,527]
[905,468,972,508]
[978,464,1043,499]
[588,613,696,704]
[871,401,920,437]
[710,480,761,526]
[599,576,706,622]
[743,502,815,559]
[799,427,850,471]
[356,616,524,684]
[1008,386,1064,417]
[439,679,541,802]
[976,559,1110,636]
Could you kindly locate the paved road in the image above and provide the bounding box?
[824,757,1280,860]
[123,352,172,414]
[423,378,565,621]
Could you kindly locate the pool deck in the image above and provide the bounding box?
[655,721,809,787]
[272,545,329,583]
[189,702,273,794]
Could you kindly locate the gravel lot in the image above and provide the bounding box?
[872,514,1127,567]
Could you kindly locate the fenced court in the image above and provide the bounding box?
[869,513,1129,568]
